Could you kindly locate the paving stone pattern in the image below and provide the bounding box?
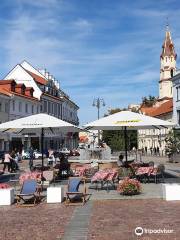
[62,202,93,240]
[0,203,75,240]
[88,199,180,240]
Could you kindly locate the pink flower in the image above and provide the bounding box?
[117,177,141,195]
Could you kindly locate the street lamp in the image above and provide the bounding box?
[92,98,105,145]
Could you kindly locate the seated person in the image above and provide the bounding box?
[58,153,70,178]
[117,155,124,167]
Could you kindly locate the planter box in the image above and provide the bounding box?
[0,188,15,205]
[47,186,64,203]
[162,184,180,201]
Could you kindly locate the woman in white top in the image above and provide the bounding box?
[48,149,55,165]
[3,152,13,172]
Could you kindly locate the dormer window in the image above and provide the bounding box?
[22,86,25,95]
[30,89,33,97]
[11,82,16,92]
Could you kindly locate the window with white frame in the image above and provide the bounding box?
[5,103,8,113]
[25,103,28,113]
[177,87,179,101]
[19,102,22,112]
[44,101,47,112]
[12,100,15,111]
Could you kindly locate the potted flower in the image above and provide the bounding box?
[117,177,141,195]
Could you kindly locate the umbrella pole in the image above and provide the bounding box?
[41,128,44,168]
[124,126,128,164]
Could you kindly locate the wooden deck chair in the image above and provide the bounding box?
[16,179,41,206]
[65,177,91,206]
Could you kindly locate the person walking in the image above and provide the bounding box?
[3,151,13,173]
[48,148,55,165]
[157,146,160,156]
[29,147,34,171]
[145,146,147,155]
[10,149,18,172]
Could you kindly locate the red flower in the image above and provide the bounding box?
[117,177,141,195]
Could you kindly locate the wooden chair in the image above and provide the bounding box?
[16,179,41,206]
[150,164,165,183]
[65,177,91,206]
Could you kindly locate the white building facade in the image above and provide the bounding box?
[0,80,40,151]
[3,60,79,151]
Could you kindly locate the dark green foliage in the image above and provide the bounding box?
[142,95,157,107]
[102,108,137,151]
[165,129,180,156]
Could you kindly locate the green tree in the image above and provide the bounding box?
[142,95,157,107]
[165,130,180,157]
[102,108,137,151]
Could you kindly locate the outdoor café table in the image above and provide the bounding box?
[19,171,42,185]
[135,166,154,183]
[91,169,118,191]
[74,165,91,177]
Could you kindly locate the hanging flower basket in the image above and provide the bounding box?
[117,177,141,196]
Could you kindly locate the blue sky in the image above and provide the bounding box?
[0,0,180,125]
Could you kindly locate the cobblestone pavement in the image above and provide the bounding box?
[0,203,75,240]
[88,199,180,240]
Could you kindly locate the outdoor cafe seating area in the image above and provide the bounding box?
[0,155,168,206]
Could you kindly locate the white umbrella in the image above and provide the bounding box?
[0,113,81,167]
[84,111,175,164]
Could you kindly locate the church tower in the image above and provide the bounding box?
[159,25,177,99]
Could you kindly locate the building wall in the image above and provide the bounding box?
[159,80,173,99]
[0,95,9,123]
[138,112,172,154]
[172,74,180,125]
[4,61,79,150]
[0,94,10,151]
[9,96,40,120]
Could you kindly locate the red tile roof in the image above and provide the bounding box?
[25,70,47,85]
[0,79,16,85]
[0,83,38,101]
[140,99,173,117]
[0,88,12,97]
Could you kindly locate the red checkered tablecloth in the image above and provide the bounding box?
[19,172,42,184]
[91,169,118,182]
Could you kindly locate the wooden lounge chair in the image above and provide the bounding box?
[149,164,165,183]
[16,179,41,206]
[65,177,91,206]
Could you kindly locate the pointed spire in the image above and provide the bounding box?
[166,17,169,31]
[161,21,177,59]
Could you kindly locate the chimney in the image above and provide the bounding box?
[48,74,53,81]
[45,72,49,79]
[38,69,46,77]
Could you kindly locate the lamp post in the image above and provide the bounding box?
[92,98,105,145]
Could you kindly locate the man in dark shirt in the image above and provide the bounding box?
[29,147,34,171]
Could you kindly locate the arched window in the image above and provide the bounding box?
[171,69,174,78]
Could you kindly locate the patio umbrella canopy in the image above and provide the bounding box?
[84,111,175,164]
[0,113,81,167]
